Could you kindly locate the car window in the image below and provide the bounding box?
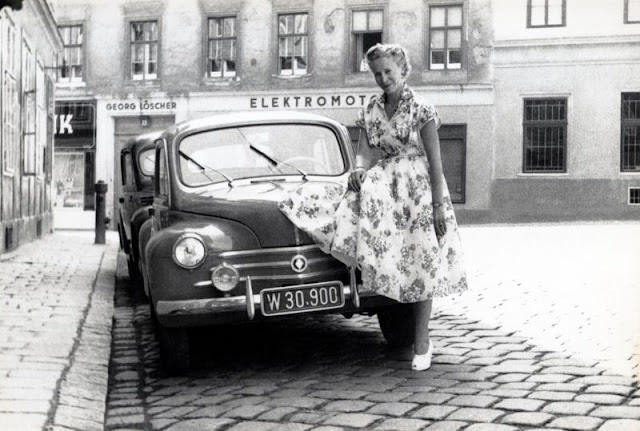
[123,153,134,186]
[178,124,346,187]
[138,148,155,177]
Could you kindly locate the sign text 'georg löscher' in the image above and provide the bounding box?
[250,94,371,109]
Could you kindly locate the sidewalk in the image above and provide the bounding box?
[0,231,118,430]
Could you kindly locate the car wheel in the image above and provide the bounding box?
[377,304,415,347]
[150,300,190,374]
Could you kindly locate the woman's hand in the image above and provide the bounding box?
[434,204,447,239]
[348,168,367,192]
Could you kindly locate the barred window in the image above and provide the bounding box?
[352,9,383,72]
[523,98,567,173]
[626,0,640,23]
[2,12,18,175]
[130,21,158,80]
[208,17,236,78]
[278,13,308,76]
[621,93,640,172]
[429,5,462,70]
[528,0,565,27]
[58,25,83,82]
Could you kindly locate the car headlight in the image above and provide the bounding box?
[172,233,207,268]
[211,263,239,292]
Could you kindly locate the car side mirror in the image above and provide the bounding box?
[148,207,155,217]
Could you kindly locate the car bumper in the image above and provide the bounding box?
[155,280,396,328]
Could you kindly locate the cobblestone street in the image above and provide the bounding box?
[106,222,640,431]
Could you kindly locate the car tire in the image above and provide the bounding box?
[377,304,415,347]
[150,299,190,375]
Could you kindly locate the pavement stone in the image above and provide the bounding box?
[0,231,117,431]
[547,415,604,430]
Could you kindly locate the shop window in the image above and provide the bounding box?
[2,13,18,175]
[621,92,640,172]
[58,24,83,82]
[527,0,565,27]
[629,187,640,204]
[626,0,640,23]
[428,5,462,70]
[278,13,308,76]
[351,9,383,72]
[523,98,567,173]
[130,20,158,80]
[439,125,466,204]
[208,16,236,78]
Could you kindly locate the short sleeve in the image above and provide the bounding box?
[417,103,441,131]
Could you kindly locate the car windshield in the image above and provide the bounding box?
[178,124,346,187]
[138,149,155,177]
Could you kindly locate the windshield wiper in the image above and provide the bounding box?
[178,150,234,188]
[248,144,308,182]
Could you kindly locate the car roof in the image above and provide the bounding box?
[166,111,347,137]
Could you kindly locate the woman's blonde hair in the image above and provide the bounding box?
[365,43,412,77]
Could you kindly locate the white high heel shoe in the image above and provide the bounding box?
[411,339,433,371]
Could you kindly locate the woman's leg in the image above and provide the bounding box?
[414,298,433,355]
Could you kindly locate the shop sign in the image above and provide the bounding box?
[55,102,96,148]
[105,99,177,112]
[249,93,373,109]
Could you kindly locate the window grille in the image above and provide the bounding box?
[523,98,567,173]
[528,0,565,27]
[622,93,640,172]
[429,5,462,70]
[352,9,383,72]
[208,17,236,78]
[278,13,308,76]
[131,21,158,80]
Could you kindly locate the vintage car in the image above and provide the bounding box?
[141,111,414,373]
[117,130,161,282]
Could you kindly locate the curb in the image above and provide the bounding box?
[47,242,118,431]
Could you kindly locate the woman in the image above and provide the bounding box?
[280,43,467,371]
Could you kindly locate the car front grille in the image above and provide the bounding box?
[217,245,349,292]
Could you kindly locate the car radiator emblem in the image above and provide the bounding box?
[291,255,308,273]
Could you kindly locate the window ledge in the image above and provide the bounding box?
[516,172,569,177]
[56,81,86,88]
[620,171,640,176]
[271,72,314,80]
[202,77,241,87]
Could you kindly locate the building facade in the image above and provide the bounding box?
[0,0,62,253]
[491,0,640,221]
[51,0,640,225]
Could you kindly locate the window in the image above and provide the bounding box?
[22,41,37,175]
[626,0,640,23]
[352,9,383,72]
[58,24,83,82]
[528,0,565,27]
[207,17,236,78]
[2,13,18,174]
[130,20,158,80]
[523,98,567,173]
[278,13,308,76]
[621,93,640,172]
[156,146,168,197]
[429,5,462,70]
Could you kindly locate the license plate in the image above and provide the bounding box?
[260,281,345,316]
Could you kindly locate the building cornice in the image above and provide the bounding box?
[29,0,63,50]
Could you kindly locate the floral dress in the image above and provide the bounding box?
[279,85,467,303]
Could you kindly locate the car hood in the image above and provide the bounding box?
[176,180,345,248]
